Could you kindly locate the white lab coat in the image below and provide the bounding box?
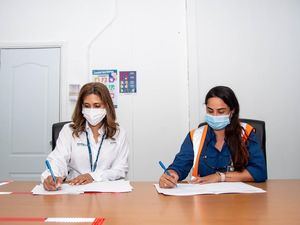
[41,122,129,182]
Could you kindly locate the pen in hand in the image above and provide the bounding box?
[45,160,57,184]
[159,161,177,187]
[159,161,171,176]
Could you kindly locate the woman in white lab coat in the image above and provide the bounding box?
[42,82,129,191]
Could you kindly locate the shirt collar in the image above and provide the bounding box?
[85,121,105,135]
[205,126,216,143]
[206,125,230,151]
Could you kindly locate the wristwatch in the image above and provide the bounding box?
[216,171,226,182]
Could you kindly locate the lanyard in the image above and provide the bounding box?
[85,131,105,172]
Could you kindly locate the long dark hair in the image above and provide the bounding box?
[71,82,118,139]
[205,86,249,171]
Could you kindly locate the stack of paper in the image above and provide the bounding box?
[0,217,104,224]
[32,180,133,195]
[0,181,11,186]
[154,182,266,196]
[45,218,102,223]
[0,192,12,195]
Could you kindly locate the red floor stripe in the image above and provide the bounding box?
[0,217,45,222]
[92,218,105,225]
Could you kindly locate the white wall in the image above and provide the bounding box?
[89,1,189,180]
[188,0,300,178]
[0,0,189,181]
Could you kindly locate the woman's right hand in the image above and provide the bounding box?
[159,169,179,188]
[43,176,63,191]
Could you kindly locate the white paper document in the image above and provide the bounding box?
[0,192,12,195]
[154,182,266,196]
[45,217,96,223]
[32,180,133,195]
[0,181,11,186]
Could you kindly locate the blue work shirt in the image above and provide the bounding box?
[168,126,267,182]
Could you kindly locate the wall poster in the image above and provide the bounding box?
[92,69,118,108]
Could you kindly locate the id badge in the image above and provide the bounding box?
[227,165,235,172]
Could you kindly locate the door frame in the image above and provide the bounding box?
[185,0,201,130]
[0,42,66,121]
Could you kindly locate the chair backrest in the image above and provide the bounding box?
[51,121,71,150]
[198,118,267,165]
[240,118,266,164]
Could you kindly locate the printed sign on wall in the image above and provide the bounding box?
[69,84,81,101]
[119,71,137,93]
[92,70,118,107]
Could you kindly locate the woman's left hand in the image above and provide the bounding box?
[190,173,220,184]
[68,173,94,185]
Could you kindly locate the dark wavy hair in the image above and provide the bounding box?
[71,82,118,139]
[205,86,249,171]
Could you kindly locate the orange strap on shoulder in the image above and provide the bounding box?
[242,124,254,142]
[190,129,195,140]
[192,125,208,177]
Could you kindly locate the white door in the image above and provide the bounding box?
[0,47,60,181]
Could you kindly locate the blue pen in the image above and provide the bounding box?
[159,161,171,176]
[45,160,57,184]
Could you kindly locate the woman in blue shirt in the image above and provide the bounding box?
[159,86,267,188]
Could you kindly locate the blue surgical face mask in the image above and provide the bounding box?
[205,114,230,130]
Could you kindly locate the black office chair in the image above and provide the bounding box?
[240,118,266,163]
[198,118,266,166]
[51,121,71,150]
